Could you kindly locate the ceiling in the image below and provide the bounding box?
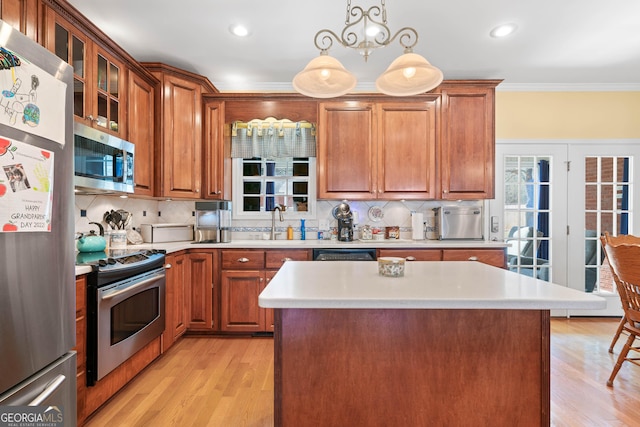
[66,0,640,92]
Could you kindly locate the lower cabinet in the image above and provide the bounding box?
[220,249,310,332]
[378,248,507,268]
[186,251,214,330]
[165,250,215,349]
[75,275,87,425]
[442,248,506,269]
[220,269,267,332]
[378,249,442,261]
[163,252,187,352]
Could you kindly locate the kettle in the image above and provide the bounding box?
[76,222,107,252]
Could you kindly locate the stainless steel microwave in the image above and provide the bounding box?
[73,122,134,194]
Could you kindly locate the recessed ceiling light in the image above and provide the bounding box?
[229,24,250,37]
[489,23,518,38]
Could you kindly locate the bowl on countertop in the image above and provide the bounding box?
[378,257,405,278]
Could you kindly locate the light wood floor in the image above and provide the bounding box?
[85,318,640,427]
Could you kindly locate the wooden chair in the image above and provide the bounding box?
[600,232,640,353]
[600,240,640,386]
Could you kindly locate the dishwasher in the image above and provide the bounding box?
[312,248,377,261]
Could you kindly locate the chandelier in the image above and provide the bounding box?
[292,0,443,98]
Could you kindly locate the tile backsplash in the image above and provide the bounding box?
[75,195,482,241]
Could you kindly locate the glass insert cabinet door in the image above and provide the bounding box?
[51,18,89,120]
[49,10,124,136]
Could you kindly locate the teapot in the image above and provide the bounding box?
[76,222,107,253]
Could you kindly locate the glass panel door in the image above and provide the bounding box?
[567,144,640,316]
[490,143,568,288]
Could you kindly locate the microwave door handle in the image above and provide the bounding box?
[100,275,163,301]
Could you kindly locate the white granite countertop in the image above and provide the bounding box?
[258,261,606,310]
[75,239,508,276]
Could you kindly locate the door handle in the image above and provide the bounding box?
[28,374,66,406]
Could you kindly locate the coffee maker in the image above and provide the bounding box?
[194,201,232,243]
[336,202,354,242]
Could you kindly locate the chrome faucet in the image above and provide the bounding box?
[271,204,286,240]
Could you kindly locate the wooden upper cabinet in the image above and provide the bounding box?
[318,102,376,199]
[144,63,216,199]
[203,100,227,199]
[43,8,92,123]
[1,0,39,41]
[128,72,156,196]
[93,45,126,136]
[438,82,500,200]
[43,6,127,137]
[377,101,437,199]
[318,99,437,200]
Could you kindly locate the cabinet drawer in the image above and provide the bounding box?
[222,250,265,269]
[265,249,311,269]
[442,249,506,269]
[378,249,442,261]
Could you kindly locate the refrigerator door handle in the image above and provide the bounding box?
[28,374,66,406]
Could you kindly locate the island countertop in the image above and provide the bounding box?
[259,260,606,310]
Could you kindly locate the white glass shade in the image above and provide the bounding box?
[292,54,357,98]
[375,52,443,96]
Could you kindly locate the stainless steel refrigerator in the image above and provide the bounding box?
[0,20,76,426]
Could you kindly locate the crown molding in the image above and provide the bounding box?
[496,83,640,92]
[213,81,640,93]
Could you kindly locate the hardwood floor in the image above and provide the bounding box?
[85,318,640,427]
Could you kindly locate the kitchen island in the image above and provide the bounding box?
[259,261,605,427]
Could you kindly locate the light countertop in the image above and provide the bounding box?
[109,238,508,251]
[258,261,606,310]
[75,239,508,276]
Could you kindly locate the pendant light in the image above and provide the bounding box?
[376,50,443,96]
[292,52,357,98]
[292,0,443,98]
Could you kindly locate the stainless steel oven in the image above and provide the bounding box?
[85,250,166,386]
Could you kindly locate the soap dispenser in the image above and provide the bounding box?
[300,219,306,240]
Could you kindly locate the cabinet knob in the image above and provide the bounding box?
[216,190,222,194]
[164,263,172,269]
[260,277,264,282]
[405,256,416,261]
[86,115,98,122]
[468,256,479,261]
[238,257,249,263]
[443,190,449,194]
[196,189,200,193]
[281,257,292,262]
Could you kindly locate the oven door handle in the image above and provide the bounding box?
[100,275,163,301]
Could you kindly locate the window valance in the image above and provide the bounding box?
[230,117,316,158]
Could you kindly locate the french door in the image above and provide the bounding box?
[491,141,640,317]
[489,143,568,291]
[566,144,639,316]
